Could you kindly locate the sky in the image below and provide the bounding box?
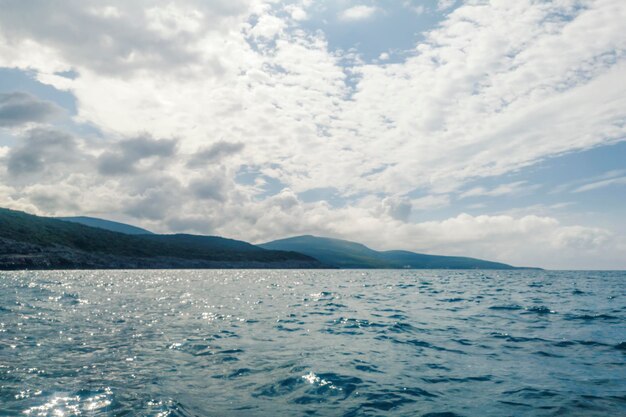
[0,0,624,269]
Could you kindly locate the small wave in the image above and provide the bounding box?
[422,375,491,384]
[553,340,576,347]
[178,342,211,356]
[361,392,416,411]
[503,387,559,399]
[275,324,303,332]
[324,317,385,335]
[498,400,533,408]
[62,291,80,299]
[254,371,361,400]
[533,350,564,358]
[388,321,418,333]
[440,297,465,303]
[402,387,438,398]
[354,363,383,374]
[294,371,363,404]
[577,340,611,348]
[145,399,196,417]
[564,313,619,321]
[376,308,404,313]
[216,348,244,355]
[211,368,254,380]
[308,291,333,300]
[614,342,626,351]
[426,363,451,371]
[307,311,334,316]
[490,332,548,343]
[253,376,303,398]
[489,304,523,311]
[58,291,85,305]
[302,371,342,390]
[384,337,467,354]
[523,306,555,315]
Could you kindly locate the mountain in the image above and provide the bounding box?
[0,208,535,270]
[0,208,323,270]
[57,216,154,235]
[260,235,524,269]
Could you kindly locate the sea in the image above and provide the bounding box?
[0,270,624,417]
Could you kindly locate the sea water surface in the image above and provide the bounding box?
[1,270,624,416]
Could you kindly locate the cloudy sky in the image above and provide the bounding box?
[0,0,624,269]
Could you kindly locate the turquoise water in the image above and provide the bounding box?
[1,270,624,416]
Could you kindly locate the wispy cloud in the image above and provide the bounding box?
[402,2,426,15]
[574,176,626,193]
[437,0,456,11]
[550,169,626,194]
[339,5,378,22]
[460,181,540,199]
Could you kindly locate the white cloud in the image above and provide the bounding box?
[407,4,426,15]
[145,4,204,38]
[411,194,450,210]
[89,6,122,19]
[286,5,307,21]
[249,13,286,39]
[339,5,378,22]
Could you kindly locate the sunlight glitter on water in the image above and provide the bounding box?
[22,388,112,416]
[1,269,625,416]
[302,371,342,390]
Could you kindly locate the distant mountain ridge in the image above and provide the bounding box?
[57,216,154,235]
[0,208,323,270]
[0,208,536,270]
[260,235,528,269]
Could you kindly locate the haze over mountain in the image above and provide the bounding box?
[262,235,526,269]
[57,216,154,235]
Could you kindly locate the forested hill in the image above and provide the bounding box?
[0,208,323,269]
[260,235,531,269]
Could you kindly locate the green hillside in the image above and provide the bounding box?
[0,208,320,268]
[260,235,522,269]
[261,235,391,268]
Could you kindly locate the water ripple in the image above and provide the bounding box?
[1,269,624,416]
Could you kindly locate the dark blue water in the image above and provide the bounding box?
[1,270,624,416]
